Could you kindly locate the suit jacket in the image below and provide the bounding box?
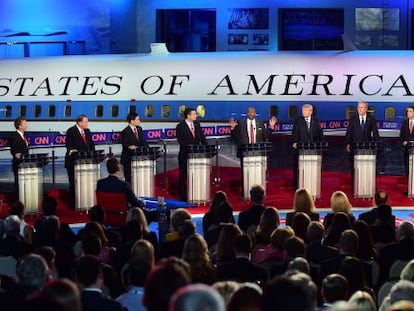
[231,119,272,157]
[120,125,148,165]
[292,116,323,145]
[9,131,29,169]
[379,237,414,281]
[345,114,379,147]
[238,204,265,232]
[399,119,414,144]
[217,257,267,284]
[65,125,95,167]
[358,207,395,227]
[96,175,144,208]
[176,120,207,159]
[81,290,125,311]
[306,242,338,264]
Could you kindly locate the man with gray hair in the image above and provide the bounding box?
[0,215,31,259]
[169,284,225,311]
[379,221,414,283]
[379,280,414,311]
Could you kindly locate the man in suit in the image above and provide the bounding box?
[121,112,148,184]
[230,106,277,196]
[238,184,265,232]
[96,157,144,209]
[176,107,207,201]
[75,255,125,311]
[399,106,414,195]
[292,104,324,190]
[65,115,95,209]
[358,189,395,226]
[9,117,29,201]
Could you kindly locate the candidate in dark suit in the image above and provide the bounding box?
[96,157,144,209]
[65,115,95,209]
[291,104,324,190]
[9,117,29,201]
[399,107,414,194]
[176,107,207,201]
[121,112,148,184]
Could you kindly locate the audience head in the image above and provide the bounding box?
[330,191,352,214]
[8,200,25,219]
[397,222,414,240]
[43,215,61,239]
[106,157,121,174]
[227,282,263,311]
[89,205,105,224]
[123,220,143,242]
[39,278,82,311]
[321,273,349,303]
[287,257,310,275]
[128,258,152,287]
[401,259,414,282]
[292,212,311,242]
[17,253,50,294]
[339,229,359,255]
[307,221,325,243]
[374,189,388,206]
[35,246,56,273]
[212,281,240,305]
[233,234,252,257]
[339,256,367,293]
[130,239,155,266]
[270,227,295,251]
[42,196,58,216]
[285,236,306,259]
[216,201,234,224]
[178,219,196,240]
[249,185,265,205]
[210,191,228,214]
[143,257,191,311]
[3,214,20,235]
[325,212,352,246]
[75,255,102,288]
[216,223,242,262]
[293,188,316,213]
[169,284,225,311]
[126,207,149,234]
[182,233,210,264]
[170,208,192,233]
[348,290,376,311]
[389,280,414,306]
[388,300,414,311]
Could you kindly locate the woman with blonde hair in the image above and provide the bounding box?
[182,233,216,284]
[348,290,376,311]
[324,191,355,230]
[125,207,158,249]
[286,188,319,227]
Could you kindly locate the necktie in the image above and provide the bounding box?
[250,121,255,144]
[361,118,365,132]
[81,131,87,144]
[23,135,28,146]
[134,127,138,139]
[190,123,195,138]
[410,121,414,134]
[306,118,311,130]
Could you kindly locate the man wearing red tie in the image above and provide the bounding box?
[65,115,95,209]
[400,106,414,194]
[176,107,207,201]
[10,117,29,201]
[121,112,148,184]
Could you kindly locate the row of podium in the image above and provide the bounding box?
[16,141,414,213]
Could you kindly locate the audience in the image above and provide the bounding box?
[286,188,319,227]
[169,283,225,311]
[348,290,377,311]
[227,282,262,311]
[306,221,338,264]
[202,191,232,234]
[324,191,355,230]
[238,185,266,233]
[321,274,349,308]
[8,201,35,244]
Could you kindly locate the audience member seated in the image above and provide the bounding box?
[142,257,191,311]
[8,201,35,244]
[306,221,338,264]
[202,191,233,235]
[0,215,32,260]
[227,282,262,311]
[291,212,312,243]
[75,255,124,311]
[320,274,349,309]
[323,191,355,231]
[161,219,195,258]
[323,212,353,248]
[359,189,394,226]
[116,258,151,311]
[182,234,217,285]
[125,207,158,251]
[164,208,192,242]
[286,188,319,227]
[238,185,266,233]
[212,281,240,306]
[339,256,375,299]
[212,223,242,266]
[117,220,143,270]
[88,205,122,248]
[254,227,293,264]
[285,236,306,261]
[348,290,377,311]
[287,257,310,275]
[379,280,414,311]
[251,206,279,253]
[169,284,225,311]
[204,201,234,249]
[379,221,414,284]
[34,196,77,246]
[35,246,58,279]
[370,204,397,248]
[217,234,267,285]
[353,220,378,261]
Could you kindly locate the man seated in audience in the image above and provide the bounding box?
[359,189,395,227]
[238,185,265,233]
[379,280,414,311]
[169,284,225,311]
[75,255,125,311]
[306,221,338,264]
[320,274,349,309]
[0,215,32,259]
[217,234,267,285]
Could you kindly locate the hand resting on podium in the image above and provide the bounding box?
[68,149,78,156]
[128,145,138,150]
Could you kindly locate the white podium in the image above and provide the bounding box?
[407,142,414,197]
[130,147,160,197]
[353,142,379,199]
[187,145,217,203]
[298,142,326,199]
[241,143,272,200]
[74,150,105,211]
[18,153,48,214]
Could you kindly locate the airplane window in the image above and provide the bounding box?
[111,105,119,117]
[385,106,395,120]
[178,105,187,117]
[64,105,72,117]
[368,105,375,118]
[19,105,27,117]
[269,105,279,118]
[288,105,297,119]
[48,105,56,117]
[345,106,355,119]
[4,105,12,118]
[34,105,41,118]
[129,105,136,114]
[162,105,170,118]
[96,105,103,117]
[145,105,154,118]
[196,105,205,118]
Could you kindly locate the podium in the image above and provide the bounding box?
[241,142,272,200]
[74,150,105,211]
[407,142,414,197]
[130,147,161,197]
[18,153,49,214]
[298,142,327,199]
[352,141,379,198]
[186,145,217,203]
